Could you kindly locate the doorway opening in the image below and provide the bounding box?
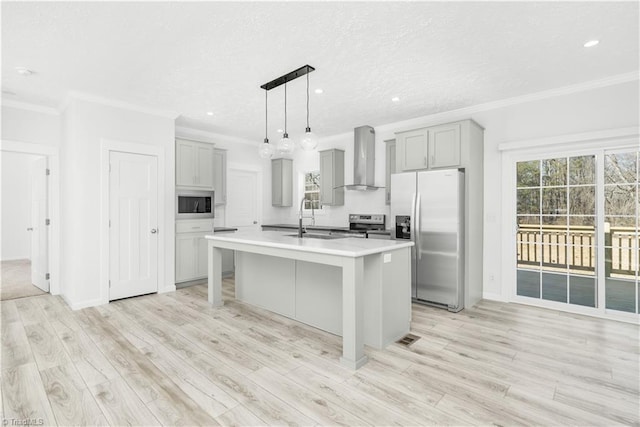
[1,151,49,300]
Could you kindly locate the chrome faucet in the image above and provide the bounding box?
[298,197,315,238]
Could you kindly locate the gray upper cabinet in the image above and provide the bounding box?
[384,139,396,205]
[395,121,466,173]
[213,148,227,205]
[428,123,461,169]
[272,158,293,207]
[176,138,215,189]
[396,129,428,171]
[319,149,344,206]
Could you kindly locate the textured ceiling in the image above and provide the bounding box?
[2,1,638,141]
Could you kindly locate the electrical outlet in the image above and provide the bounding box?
[383,253,392,263]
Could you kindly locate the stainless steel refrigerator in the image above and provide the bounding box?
[391,169,464,312]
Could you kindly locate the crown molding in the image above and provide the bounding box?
[376,71,639,135]
[175,125,256,147]
[60,91,180,119]
[1,99,60,116]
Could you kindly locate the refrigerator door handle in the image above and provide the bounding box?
[415,192,422,260]
[410,192,417,257]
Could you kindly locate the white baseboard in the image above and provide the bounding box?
[482,291,508,302]
[63,296,106,311]
[158,285,176,294]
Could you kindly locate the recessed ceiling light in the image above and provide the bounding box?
[314,88,323,94]
[276,129,284,133]
[206,111,214,116]
[15,66,34,76]
[391,96,400,102]
[583,40,599,48]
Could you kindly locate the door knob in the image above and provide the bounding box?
[26,227,33,231]
[253,221,258,224]
[151,229,158,234]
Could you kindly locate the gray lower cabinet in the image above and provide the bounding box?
[272,158,293,207]
[175,219,213,283]
[319,149,344,206]
[385,139,396,205]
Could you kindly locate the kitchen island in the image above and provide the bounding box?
[206,231,413,369]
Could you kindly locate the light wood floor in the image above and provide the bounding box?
[0,259,46,301]
[1,277,638,426]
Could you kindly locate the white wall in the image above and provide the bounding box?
[1,105,61,147]
[1,152,43,260]
[261,78,640,302]
[61,97,175,308]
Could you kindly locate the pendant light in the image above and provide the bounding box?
[258,90,275,159]
[277,82,295,154]
[299,71,319,150]
[259,65,315,158]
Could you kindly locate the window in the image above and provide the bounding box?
[304,171,321,210]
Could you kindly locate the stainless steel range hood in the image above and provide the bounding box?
[345,125,381,191]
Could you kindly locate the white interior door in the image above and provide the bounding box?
[109,151,159,301]
[30,157,49,292]
[226,169,259,231]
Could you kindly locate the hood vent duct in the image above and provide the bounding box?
[345,125,381,191]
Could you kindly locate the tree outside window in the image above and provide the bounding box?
[304,171,321,210]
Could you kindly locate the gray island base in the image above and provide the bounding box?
[206,231,414,369]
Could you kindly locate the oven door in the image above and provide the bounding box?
[176,191,214,219]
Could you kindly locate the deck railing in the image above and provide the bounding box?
[517,224,638,276]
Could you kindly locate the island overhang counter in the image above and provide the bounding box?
[206,230,414,369]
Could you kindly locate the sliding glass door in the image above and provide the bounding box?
[515,150,639,315]
[604,152,639,312]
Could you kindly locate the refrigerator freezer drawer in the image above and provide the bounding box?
[416,252,462,309]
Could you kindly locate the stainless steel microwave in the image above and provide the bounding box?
[176,191,215,219]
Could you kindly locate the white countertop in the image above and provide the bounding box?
[206,230,413,258]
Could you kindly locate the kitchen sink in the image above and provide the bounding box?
[285,233,346,240]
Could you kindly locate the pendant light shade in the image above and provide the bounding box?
[258,139,274,159]
[300,128,319,151]
[299,71,319,151]
[258,89,274,159]
[277,134,295,154]
[277,83,295,155]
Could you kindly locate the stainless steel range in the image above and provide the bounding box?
[348,214,386,237]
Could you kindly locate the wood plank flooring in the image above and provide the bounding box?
[0,260,46,301]
[1,277,638,426]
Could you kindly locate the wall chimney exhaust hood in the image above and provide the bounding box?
[345,125,381,191]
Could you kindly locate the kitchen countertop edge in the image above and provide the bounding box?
[206,231,413,258]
